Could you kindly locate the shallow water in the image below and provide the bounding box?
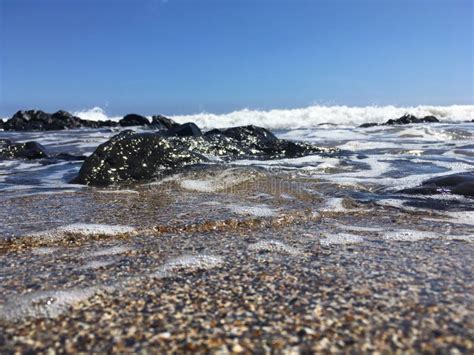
[0,121,473,332]
[1,122,472,232]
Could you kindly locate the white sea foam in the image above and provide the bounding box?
[228,204,277,217]
[320,233,364,246]
[424,211,474,226]
[73,107,122,122]
[87,245,130,257]
[71,105,474,129]
[248,240,301,255]
[153,254,224,278]
[31,247,60,255]
[333,223,383,232]
[30,223,136,240]
[179,168,260,192]
[320,197,363,212]
[384,230,438,242]
[80,260,115,269]
[0,287,99,321]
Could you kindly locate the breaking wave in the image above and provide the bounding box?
[72,105,474,130]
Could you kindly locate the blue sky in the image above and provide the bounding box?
[0,0,472,116]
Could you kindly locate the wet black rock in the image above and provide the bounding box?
[74,124,336,186]
[3,109,119,131]
[221,125,277,144]
[0,119,4,130]
[0,139,49,159]
[151,115,180,130]
[399,171,474,198]
[164,122,202,137]
[359,114,440,128]
[359,123,379,128]
[385,114,439,126]
[72,131,207,186]
[119,114,150,127]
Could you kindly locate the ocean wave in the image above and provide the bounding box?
[2,105,472,129]
[72,105,473,130]
[72,107,122,122]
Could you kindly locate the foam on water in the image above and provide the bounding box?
[0,287,99,321]
[31,247,60,255]
[80,260,116,270]
[383,230,438,242]
[87,245,130,257]
[320,233,364,246]
[248,240,301,255]
[70,105,473,129]
[171,105,474,130]
[228,204,277,217]
[73,107,122,122]
[179,168,260,192]
[424,211,474,226]
[96,189,140,195]
[30,224,136,240]
[320,198,363,213]
[153,254,224,278]
[333,223,383,232]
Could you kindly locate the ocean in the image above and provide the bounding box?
[0,104,473,351]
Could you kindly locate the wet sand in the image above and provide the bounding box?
[1,171,473,353]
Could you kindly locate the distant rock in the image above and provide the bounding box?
[221,125,278,145]
[164,122,202,137]
[0,139,49,159]
[385,114,439,126]
[3,109,119,131]
[359,114,440,128]
[119,114,150,127]
[151,115,180,130]
[73,124,336,186]
[358,123,379,128]
[399,171,474,198]
[0,119,4,130]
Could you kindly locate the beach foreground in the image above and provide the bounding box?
[0,116,473,352]
[1,172,473,353]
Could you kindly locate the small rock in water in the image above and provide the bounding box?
[359,114,440,128]
[399,171,474,197]
[119,113,150,127]
[0,139,49,159]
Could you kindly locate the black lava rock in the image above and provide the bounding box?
[399,171,474,198]
[0,139,49,159]
[3,109,119,131]
[358,123,379,128]
[384,114,440,126]
[359,114,440,128]
[73,124,337,186]
[164,122,202,137]
[151,115,180,130]
[204,128,223,136]
[119,114,150,127]
[72,131,207,186]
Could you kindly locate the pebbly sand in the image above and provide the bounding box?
[1,171,473,353]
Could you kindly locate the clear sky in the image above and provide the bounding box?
[0,0,472,117]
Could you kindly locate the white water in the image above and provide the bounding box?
[69,105,474,130]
